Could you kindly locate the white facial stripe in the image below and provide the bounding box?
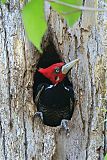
[64,86,69,91]
[46,85,54,90]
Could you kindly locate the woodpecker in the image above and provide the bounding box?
[33,51,79,130]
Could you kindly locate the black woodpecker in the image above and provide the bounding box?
[33,50,79,131]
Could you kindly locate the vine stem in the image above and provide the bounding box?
[47,0,107,12]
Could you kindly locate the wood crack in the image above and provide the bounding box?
[3,130,7,160]
[23,111,28,160]
[78,88,85,132]
[0,115,2,137]
[104,112,107,155]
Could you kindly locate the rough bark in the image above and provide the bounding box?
[0,0,107,160]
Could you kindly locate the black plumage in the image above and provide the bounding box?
[33,43,75,127]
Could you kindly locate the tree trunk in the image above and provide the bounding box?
[0,0,107,160]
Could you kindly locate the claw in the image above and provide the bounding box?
[34,112,43,121]
[60,119,70,136]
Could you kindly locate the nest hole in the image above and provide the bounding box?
[37,41,63,69]
[33,40,63,103]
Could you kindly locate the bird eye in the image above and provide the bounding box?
[54,67,60,73]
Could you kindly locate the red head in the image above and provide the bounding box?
[38,59,79,85]
[38,62,65,84]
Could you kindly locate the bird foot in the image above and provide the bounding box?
[59,119,70,136]
[34,112,43,121]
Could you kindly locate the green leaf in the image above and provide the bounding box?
[22,0,47,52]
[1,0,6,4]
[104,154,107,160]
[49,0,82,26]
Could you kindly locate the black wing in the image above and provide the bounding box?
[36,82,75,126]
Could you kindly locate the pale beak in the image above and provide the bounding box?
[62,59,79,74]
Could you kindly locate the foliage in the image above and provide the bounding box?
[49,0,82,26]
[22,0,47,52]
[0,0,6,4]
[1,0,107,52]
[105,154,107,160]
[22,0,82,52]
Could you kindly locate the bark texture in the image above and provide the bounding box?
[0,0,107,160]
